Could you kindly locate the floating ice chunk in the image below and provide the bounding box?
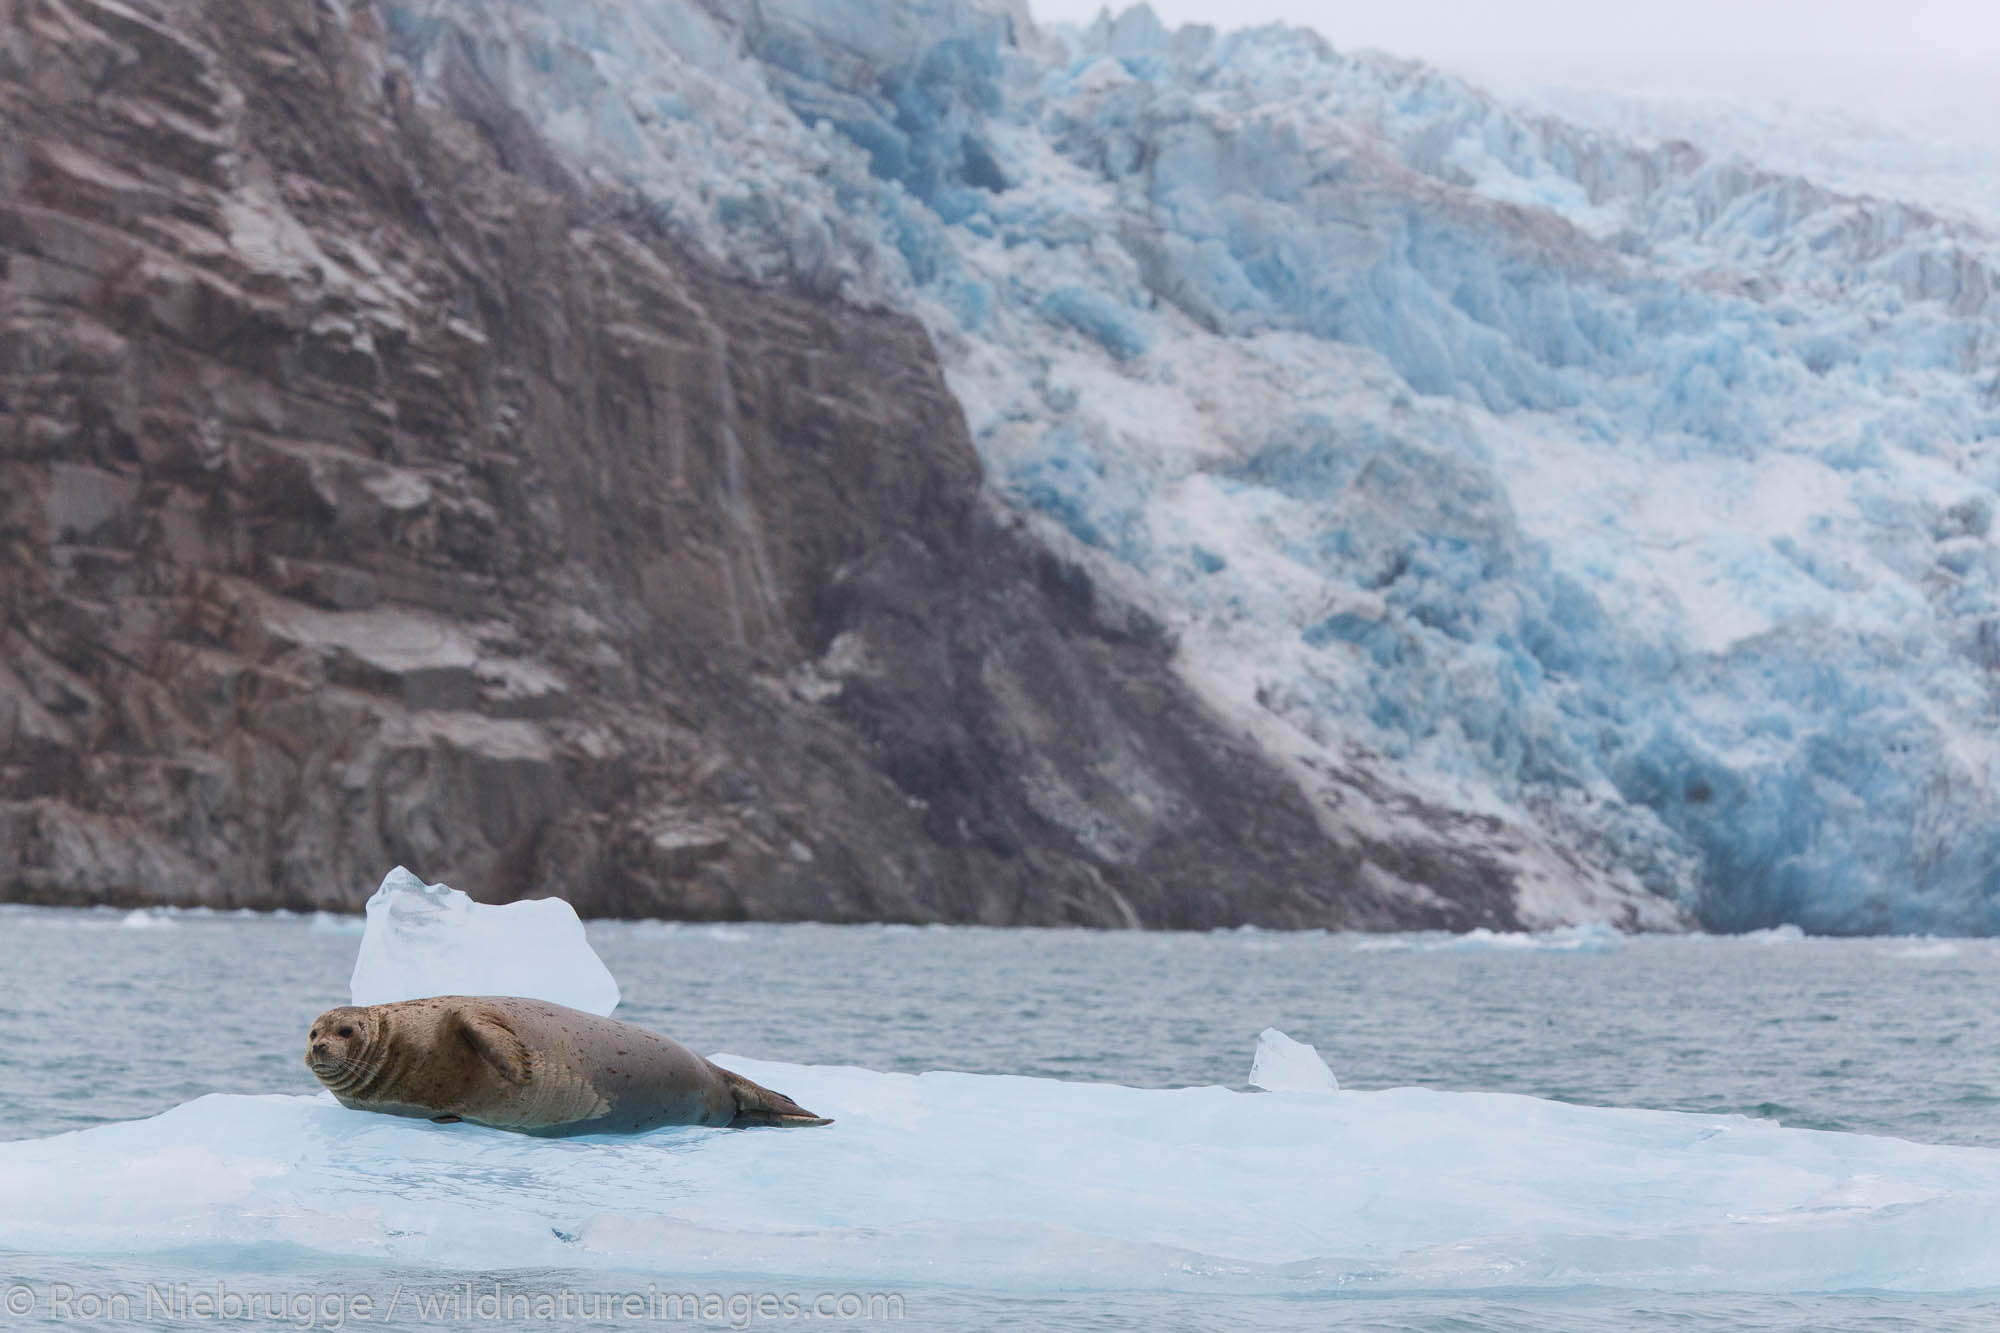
[1525,923,1620,952]
[119,908,177,930]
[1892,941,1961,959]
[1351,924,1622,954]
[347,867,618,1014]
[308,911,367,936]
[7,1066,2000,1292]
[1248,1027,1338,1093]
[1427,926,1612,953]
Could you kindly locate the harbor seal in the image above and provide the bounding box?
[304,996,830,1134]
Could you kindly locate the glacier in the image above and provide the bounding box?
[375,0,2000,932]
[5,871,2000,1294]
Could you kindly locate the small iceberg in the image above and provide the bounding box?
[1248,1028,1338,1092]
[5,1062,2000,1291]
[1351,922,1623,954]
[6,868,2000,1294]
[307,910,367,936]
[347,866,618,1015]
[1742,924,1811,946]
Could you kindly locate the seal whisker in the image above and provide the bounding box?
[314,1055,369,1093]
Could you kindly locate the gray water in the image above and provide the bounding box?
[2,907,1998,1329]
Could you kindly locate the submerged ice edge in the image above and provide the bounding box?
[5,1066,2000,1294]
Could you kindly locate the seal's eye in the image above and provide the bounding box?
[336,1026,354,1039]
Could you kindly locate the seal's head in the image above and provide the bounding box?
[305,1006,380,1093]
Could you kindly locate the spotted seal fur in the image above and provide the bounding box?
[304,996,829,1134]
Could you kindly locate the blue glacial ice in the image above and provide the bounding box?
[377,0,2000,932]
[7,879,2000,1294]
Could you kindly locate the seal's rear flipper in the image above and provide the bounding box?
[719,1068,833,1128]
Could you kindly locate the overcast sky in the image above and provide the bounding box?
[1024,0,1999,67]
[1023,0,2000,179]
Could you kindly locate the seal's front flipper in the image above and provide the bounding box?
[454,1009,533,1085]
[718,1068,832,1128]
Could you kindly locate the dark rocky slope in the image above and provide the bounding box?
[0,0,1655,928]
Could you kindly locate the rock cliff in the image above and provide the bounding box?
[0,0,1673,928]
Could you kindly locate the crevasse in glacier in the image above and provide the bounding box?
[378,0,2000,932]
